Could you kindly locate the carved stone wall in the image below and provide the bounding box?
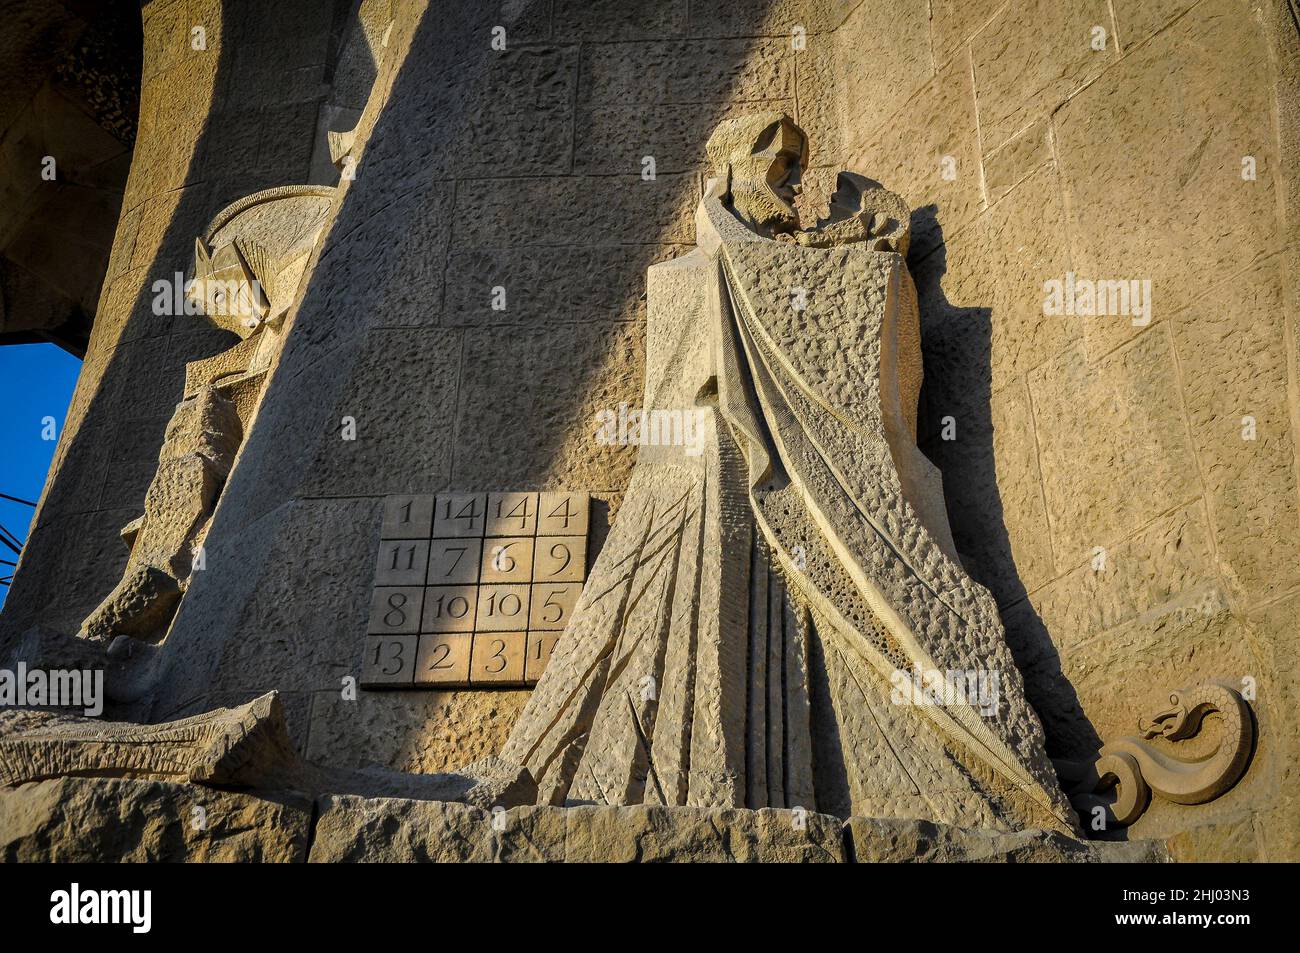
[2,0,1296,861]
[139,0,834,777]
[810,0,1299,860]
[2,0,351,685]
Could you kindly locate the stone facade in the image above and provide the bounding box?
[1,0,1296,862]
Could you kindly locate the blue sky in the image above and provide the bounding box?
[0,343,82,607]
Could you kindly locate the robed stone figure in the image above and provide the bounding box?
[499,113,1079,834]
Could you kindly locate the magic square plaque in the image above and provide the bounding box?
[362,491,590,689]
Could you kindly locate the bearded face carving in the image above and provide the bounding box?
[705,113,806,236]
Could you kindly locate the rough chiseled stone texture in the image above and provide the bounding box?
[3,0,1298,863]
[1,774,1172,862]
[0,777,312,863]
[830,0,1299,861]
[311,800,845,863]
[847,816,1168,863]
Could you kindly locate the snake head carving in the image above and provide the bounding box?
[1138,690,1191,740]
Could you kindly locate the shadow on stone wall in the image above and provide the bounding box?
[149,0,794,771]
[911,205,1101,761]
[2,1,349,668]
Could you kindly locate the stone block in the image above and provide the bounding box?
[1111,0,1200,47]
[360,634,419,686]
[916,163,1076,413]
[421,586,477,633]
[373,539,430,587]
[926,377,1055,605]
[485,492,539,537]
[835,0,932,129]
[308,797,564,862]
[971,0,1116,153]
[844,52,982,257]
[981,118,1052,204]
[930,0,1011,64]
[554,0,688,41]
[305,688,530,774]
[453,174,697,247]
[1027,328,1199,572]
[528,581,581,631]
[1055,0,1279,357]
[525,631,561,683]
[474,585,530,632]
[561,805,845,862]
[479,537,534,585]
[204,498,385,695]
[453,46,577,178]
[578,39,791,107]
[537,491,590,536]
[469,630,527,682]
[427,539,483,586]
[533,535,586,582]
[0,777,311,863]
[297,328,460,498]
[452,323,642,491]
[846,816,1168,862]
[368,587,423,634]
[444,244,684,327]
[1169,259,1300,602]
[1026,500,1218,649]
[433,493,488,538]
[688,0,860,36]
[415,632,472,687]
[381,494,434,539]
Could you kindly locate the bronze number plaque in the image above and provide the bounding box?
[362,491,589,689]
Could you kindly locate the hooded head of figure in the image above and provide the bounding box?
[705,113,807,237]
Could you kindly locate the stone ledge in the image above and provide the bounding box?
[0,777,1171,862]
[0,777,312,863]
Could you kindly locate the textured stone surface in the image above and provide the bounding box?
[445,244,684,326]
[1111,0,1201,47]
[554,0,689,41]
[1055,0,1279,357]
[971,0,1116,153]
[930,0,1008,64]
[305,688,529,776]
[1027,329,1199,572]
[0,692,301,789]
[453,174,697,247]
[847,816,1168,863]
[1169,259,1300,602]
[916,163,1076,424]
[1024,501,1217,649]
[844,53,982,256]
[833,0,931,131]
[298,328,460,498]
[453,46,577,178]
[3,0,1297,864]
[204,498,382,695]
[452,322,643,492]
[981,118,1051,204]
[928,377,1056,606]
[311,799,845,863]
[0,777,311,862]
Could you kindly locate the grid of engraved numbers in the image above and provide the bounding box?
[362,492,589,689]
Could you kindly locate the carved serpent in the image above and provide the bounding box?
[1052,681,1254,826]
